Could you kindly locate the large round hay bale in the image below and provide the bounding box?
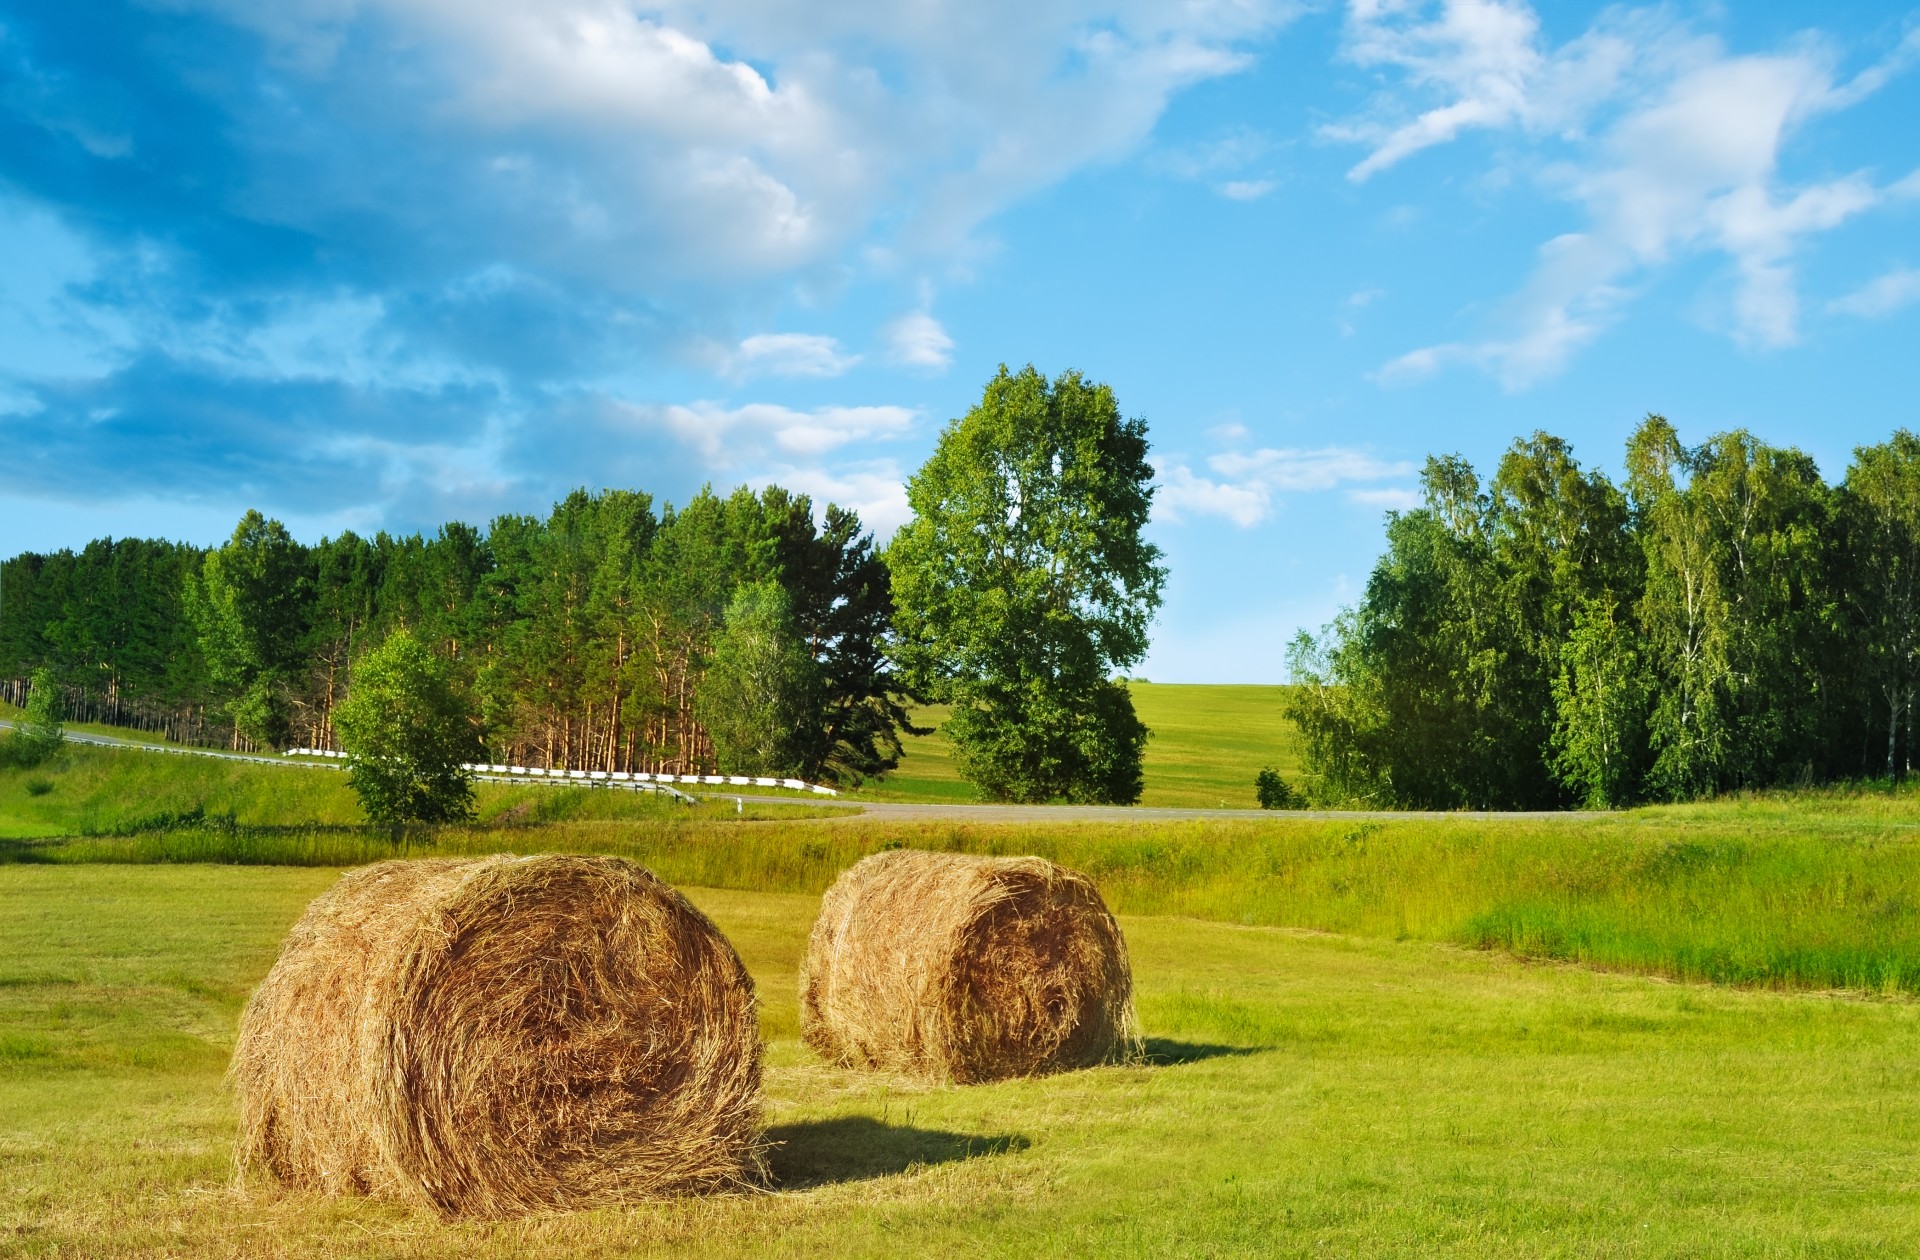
[230,854,763,1218]
[799,849,1138,1083]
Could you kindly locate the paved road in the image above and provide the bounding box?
[699,793,1598,822]
[0,718,319,766]
[5,720,1600,822]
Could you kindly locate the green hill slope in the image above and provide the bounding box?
[852,682,1300,807]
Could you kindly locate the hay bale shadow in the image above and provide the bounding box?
[764,1117,1029,1188]
[1141,1038,1268,1066]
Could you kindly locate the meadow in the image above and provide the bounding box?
[5,710,1920,1255]
[3,864,1917,1257]
[842,682,1302,807]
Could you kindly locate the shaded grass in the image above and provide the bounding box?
[2,865,1918,1256]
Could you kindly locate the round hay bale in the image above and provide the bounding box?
[798,849,1138,1083]
[230,854,763,1218]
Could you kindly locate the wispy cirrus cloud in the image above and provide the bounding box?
[1329,1,1920,388]
[1830,266,1920,320]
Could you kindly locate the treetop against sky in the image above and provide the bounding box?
[1,0,1916,681]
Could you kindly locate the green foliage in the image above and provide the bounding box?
[1837,430,1920,780]
[1253,767,1297,809]
[2,668,65,769]
[1548,595,1651,809]
[890,365,1165,803]
[186,511,309,750]
[1292,418,1904,807]
[697,581,821,776]
[3,482,912,784]
[332,629,480,825]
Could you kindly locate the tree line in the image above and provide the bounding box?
[0,484,910,784]
[1,366,1166,802]
[1289,417,1920,809]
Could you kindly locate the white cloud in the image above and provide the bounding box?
[197,0,1298,280]
[1830,266,1920,320]
[622,399,916,462]
[1347,486,1421,510]
[721,332,860,381]
[1336,286,1385,335]
[1158,443,1415,526]
[1152,127,1281,200]
[882,310,956,371]
[1331,3,1920,387]
[1219,179,1277,201]
[754,460,915,536]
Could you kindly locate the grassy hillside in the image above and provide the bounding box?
[855,682,1300,807]
[3,865,1917,1256]
[7,681,1302,807]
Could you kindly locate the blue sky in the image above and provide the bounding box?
[2,0,1917,681]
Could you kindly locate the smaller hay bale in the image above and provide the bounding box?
[229,854,762,1218]
[799,849,1138,1083]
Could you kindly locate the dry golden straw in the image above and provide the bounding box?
[229,854,763,1218]
[799,849,1139,1083]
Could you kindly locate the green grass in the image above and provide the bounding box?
[8,742,1920,997]
[5,681,1299,805]
[2,864,1917,1256]
[0,741,840,848]
[851,682,1300,806]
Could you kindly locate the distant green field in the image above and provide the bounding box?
[6,681,1300,807]
[3,865,1917,1256]
[853,682,1299,807]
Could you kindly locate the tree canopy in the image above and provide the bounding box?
[889,365,1165,803]
[0,483,912,785]
[332,628,480,825]
[1290,418,1913,808]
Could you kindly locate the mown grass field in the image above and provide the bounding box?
[3,865,1918,1257]
[6,737,1920,1254]
[849,682,1300,807]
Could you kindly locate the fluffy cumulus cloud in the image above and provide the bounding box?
[0,0,1294,530]
[1157,443,1415,526]
[1333,2,1920,388]
[881,311,957,371]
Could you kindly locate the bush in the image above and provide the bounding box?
[4,668,65,768]
[1255,767,1300,810]
[333,630,481,826]
[24,776,54,797]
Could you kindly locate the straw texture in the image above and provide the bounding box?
[230,854,763,1217]
[799,849,1138,1083]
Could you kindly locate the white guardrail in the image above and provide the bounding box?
[284,748,840,796]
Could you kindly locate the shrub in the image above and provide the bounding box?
[1255,767,1300,810]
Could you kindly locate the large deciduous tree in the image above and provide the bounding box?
[889,365,1165,804]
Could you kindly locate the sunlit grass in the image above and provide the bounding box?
[2,865,1917,1256]
[852,683,1302,806]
